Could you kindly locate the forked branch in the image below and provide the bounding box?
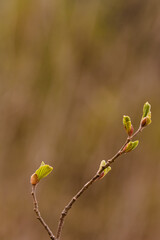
[30,102,152,240]
[56,126,142,239]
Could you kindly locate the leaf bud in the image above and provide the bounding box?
[30,161,53,185]
[141,102,151,127]
[30,173,39,185]
[122,140,139,153]
[123,115,134,136]
[98,160,111,180]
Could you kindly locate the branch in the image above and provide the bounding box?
[31,185,56,240]
[56,174,99,239]
[56,126,142,239]
[31,102,151,240]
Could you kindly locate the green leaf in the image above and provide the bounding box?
[103,166,111,178]
[40,161,45,167]
[131,140,139,150]
[123,140,139,153]
[142,102,151,118]
[123,115,131,125]
[35,162,53,181]
[98,160,106,171]
[123,115,134,136]
[124,142,133,152]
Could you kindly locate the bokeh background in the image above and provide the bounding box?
[0,0,160,240]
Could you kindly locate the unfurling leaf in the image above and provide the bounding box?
[123,115,134,136]
[123,140,139,153]
[35,162,53,180]
[142,102,151,118]
[30,162,53,185]
[98,160,111,180]
[141,102,151,127]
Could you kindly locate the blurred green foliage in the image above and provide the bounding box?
[0,0,160,240]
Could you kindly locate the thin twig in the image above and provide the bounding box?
[56,126,142,239]
[31,185,56,240]
[56,174,99,239]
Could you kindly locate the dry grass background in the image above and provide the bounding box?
[0,0,160,239]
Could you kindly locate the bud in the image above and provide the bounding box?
[30,173,39,185]
[141,116,151,127]
[98,160,111,180]
[30,161,53,185]
[123,115,134,136]
[122,140,139,153]
[141,102,151,127]
[142,102,151,118]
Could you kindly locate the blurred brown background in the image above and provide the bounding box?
[0,0,160,240]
